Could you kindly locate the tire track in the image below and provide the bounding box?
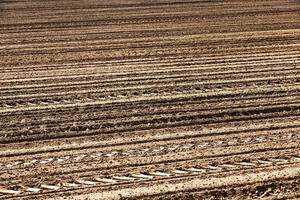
[0,127,298,171]
[0,153,299,199]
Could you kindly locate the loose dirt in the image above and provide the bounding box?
[0,0,299,199]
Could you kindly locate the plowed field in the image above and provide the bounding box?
[0,0,300,199]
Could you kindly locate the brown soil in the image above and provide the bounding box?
[0,0,299,199]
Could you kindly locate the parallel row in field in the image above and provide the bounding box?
[0,0,299,199]
[1,149,300,199]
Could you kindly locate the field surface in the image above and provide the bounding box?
[0,0,300,199]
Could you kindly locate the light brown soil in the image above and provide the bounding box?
[0,0,299,199]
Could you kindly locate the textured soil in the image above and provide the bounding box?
[0,0,299,199]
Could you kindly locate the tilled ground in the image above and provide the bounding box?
[0,0,300,199]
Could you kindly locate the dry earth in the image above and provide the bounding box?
[0,0,300,199]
